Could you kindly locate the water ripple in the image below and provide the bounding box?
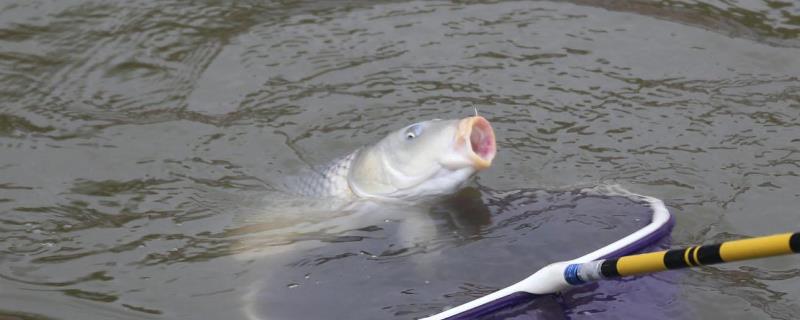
[1,0,799,319]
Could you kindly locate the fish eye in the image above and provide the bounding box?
[405,123,423,140]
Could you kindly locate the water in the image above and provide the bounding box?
[1,0,799,319]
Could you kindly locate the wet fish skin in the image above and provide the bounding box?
[290,116,496,201]
[292,152,358,198]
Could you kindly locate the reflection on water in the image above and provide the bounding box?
[1,0,799,319]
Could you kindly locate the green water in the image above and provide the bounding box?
[1,0,799,319]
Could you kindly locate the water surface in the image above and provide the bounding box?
[1,0,799,319]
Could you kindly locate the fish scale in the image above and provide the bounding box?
[292,151,358,198]
[286,117,496,201]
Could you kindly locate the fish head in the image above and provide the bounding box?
[348,116,496,200]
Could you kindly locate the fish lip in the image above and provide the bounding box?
[456,116,497,169]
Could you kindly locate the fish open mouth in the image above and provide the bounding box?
[457,116,497,169]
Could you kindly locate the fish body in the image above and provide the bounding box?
[290,116,496,201]
[293,151,359,198]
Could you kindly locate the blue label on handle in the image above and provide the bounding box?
[564,264,584,285]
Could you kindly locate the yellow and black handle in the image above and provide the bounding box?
[564,232,800,285]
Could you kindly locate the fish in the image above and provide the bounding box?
[291,116,497,201]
